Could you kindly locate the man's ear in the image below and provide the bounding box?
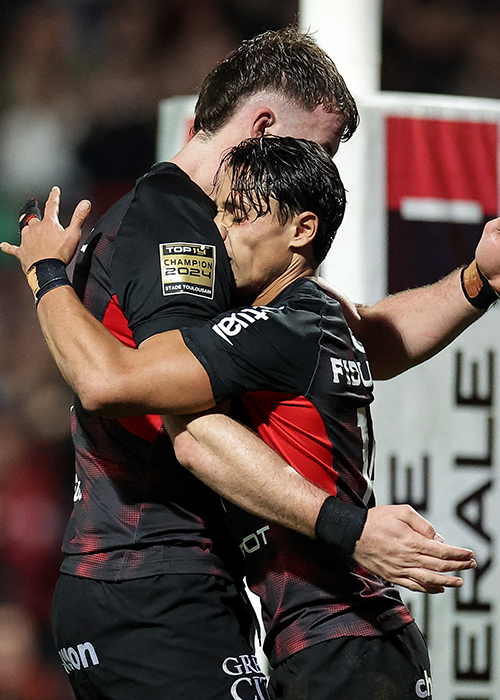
[251,108,276,137]
[291,212,319,249]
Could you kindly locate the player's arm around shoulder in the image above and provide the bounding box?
[1,188,217,418]
[317,214,500,379]
[334,215,500,380]
[35,288,217,418]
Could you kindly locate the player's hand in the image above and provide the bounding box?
[475,216,500,293]
[353,504,476,594]
[0,186,91,274]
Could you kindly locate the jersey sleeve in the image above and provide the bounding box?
[111,169,234,345]
[181,304,321,402]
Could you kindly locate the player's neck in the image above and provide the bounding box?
[169,135,220,195]
[252,261,316,306]
[170,125,250,196]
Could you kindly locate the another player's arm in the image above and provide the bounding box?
[166,410,331,538]
[320,217,500,379]
[166,412,476,594]
[42,292,216,416]
[1,187,218,415]
[347,271,482,379]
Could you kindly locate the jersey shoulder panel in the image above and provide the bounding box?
[78,163,234,343]
[181,279,358,402]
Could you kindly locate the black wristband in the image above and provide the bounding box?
[25,258,71,306]
[461,260,499,310]
[315,496,368,556]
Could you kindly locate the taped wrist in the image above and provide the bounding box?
[25,258,71,306]
[315,496,368,556]
[461,260,499,310]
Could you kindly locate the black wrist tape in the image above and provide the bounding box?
[461,260,499,310]
[25,258,71,306]
[315,496,368,556]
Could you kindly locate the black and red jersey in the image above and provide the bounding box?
[181,278,413,665]
[61,162,243,582]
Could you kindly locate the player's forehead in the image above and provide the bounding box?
[214,168,279,221]
[214,167,253,204]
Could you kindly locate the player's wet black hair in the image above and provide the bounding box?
[215,135,346,265]
[194,26,359,143]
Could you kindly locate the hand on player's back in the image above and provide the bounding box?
[353,504,476,594]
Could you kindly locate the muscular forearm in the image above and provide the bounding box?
[165,412,327,537]
[344,214,500,379]
[351,269,483,379]
[165,412,476,593]
[37,286,143,412]
[1,187,216,417]
[37,287,215,416]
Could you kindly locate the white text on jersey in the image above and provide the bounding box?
[330,358,373,388]
[58,642,99,674]
[212,307,277,345]
[239,526,271,555]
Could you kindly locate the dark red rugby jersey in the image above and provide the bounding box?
[181,278,413,666]
[61,162,243,582]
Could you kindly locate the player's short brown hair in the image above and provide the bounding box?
[194,26,359,143]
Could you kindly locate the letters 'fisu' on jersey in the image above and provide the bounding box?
[182,279,413,666]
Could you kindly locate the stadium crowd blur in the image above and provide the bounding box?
[0,0,498,696]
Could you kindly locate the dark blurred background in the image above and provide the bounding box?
[0,1,498,696]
